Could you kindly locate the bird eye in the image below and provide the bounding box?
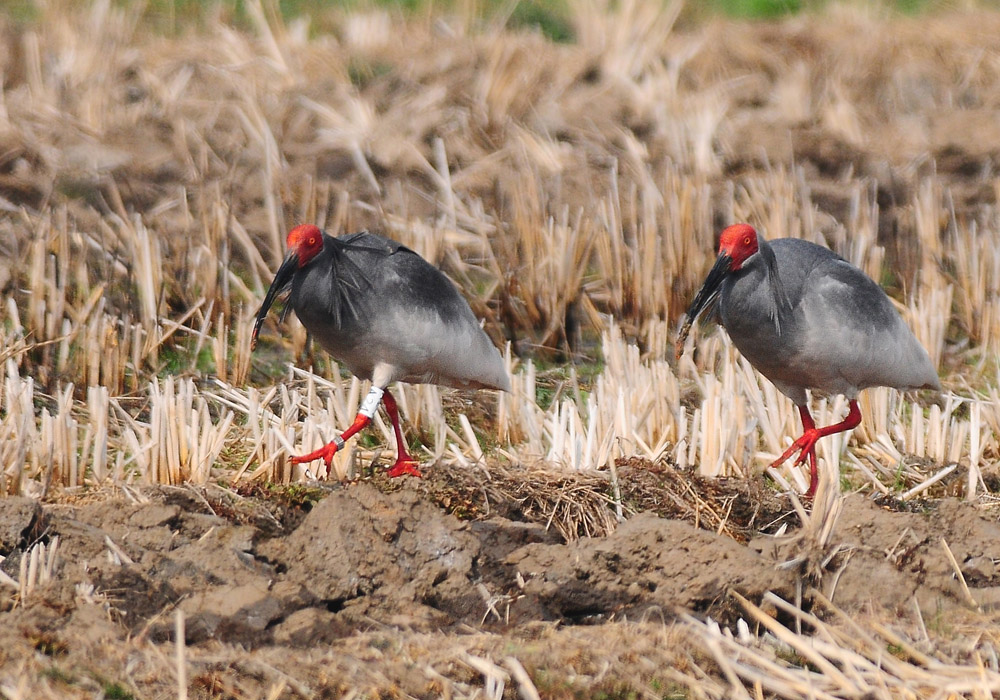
[308,237,316,245]
[744,236,751,245]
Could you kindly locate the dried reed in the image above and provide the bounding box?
[0,2,996,515]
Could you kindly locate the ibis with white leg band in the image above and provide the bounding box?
[252,225,511,477]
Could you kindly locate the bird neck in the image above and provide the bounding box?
[757,239,793,333]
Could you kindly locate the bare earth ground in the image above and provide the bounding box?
[3,462,1000,698]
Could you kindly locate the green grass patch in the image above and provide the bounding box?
[0,0,38,24]
[40,666,76,686]
[156,340,216,377]
[347,58,394,89]
[507,0,573,42]
[102,682,136,700]
[701,0,802,18]
[0,0,977,38]
[530,357,602,411]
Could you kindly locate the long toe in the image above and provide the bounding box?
[768,430,824,498]
[768,428,821,469]
[291,443,338,467]
[386,459,422,478]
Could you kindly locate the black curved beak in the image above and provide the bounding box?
[675,253,733,360]
[251,252,298,351]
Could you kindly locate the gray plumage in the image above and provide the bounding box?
[717,236,939,404]
[677,223,940,496]
[252,224,509,478]
[255,228,510,394]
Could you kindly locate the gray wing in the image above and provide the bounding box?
[295,231,509,392]
[793,258,940,396]
[362,241,509,390]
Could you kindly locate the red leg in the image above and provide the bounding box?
[291,413,370,468]
[797,405,820,497]
[769,400,862,497]
[382,389,421,478]
[798,404,817,432]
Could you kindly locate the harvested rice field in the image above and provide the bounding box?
[3,1,1000,697]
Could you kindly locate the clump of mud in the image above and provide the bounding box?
[3,463,1000,697]
[5,463,1000,644]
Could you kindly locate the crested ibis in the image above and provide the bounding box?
[676,223,940,496]
[252,224,511,477]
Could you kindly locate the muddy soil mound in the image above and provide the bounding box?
[4,477,999,644]
[3,473,1000,697]
[0,480,790,647]
[509,513,794,621]
[783,495,1000,613]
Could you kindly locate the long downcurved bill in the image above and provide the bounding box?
[674,253,733,360]
[250,252,298,351]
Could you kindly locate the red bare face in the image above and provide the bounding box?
[286,224,324,266]
[717,223,759,270]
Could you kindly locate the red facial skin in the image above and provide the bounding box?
[717,223,759,271]
[286,224,324,266]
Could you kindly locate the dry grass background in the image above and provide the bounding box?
[4,0,1000,697]
[3,0,1000,496]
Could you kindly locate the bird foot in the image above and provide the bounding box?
[769,429,821,498]
[386,458,422,478]
[290,442,339,468]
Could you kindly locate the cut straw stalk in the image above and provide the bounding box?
[0,320,982,495]
[0,0,996,501]
[677,590,1000,699]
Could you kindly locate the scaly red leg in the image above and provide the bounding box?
[769,399,862,497]
[291,413,370,468]
[289,386,421,478]
[382,389,421,478]
[796,405,819,496]
[291,385,386,471]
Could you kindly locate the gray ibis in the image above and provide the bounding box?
[676,223,940,496]
[252,224,511,477]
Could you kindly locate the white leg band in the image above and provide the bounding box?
[358,386,385,419]
[332,435,346,451]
